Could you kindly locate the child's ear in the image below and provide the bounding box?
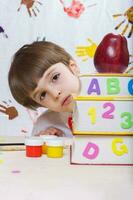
[69,59,80,75]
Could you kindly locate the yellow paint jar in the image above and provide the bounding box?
[40,135,57,154]
[46,139,64,158]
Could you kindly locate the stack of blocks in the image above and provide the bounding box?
[70,74,133,165]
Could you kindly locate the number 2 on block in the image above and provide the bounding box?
[102,102,115,119]
[88,107,96,124]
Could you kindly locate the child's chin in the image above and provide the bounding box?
[62,103,74,112]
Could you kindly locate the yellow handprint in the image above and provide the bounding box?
[75,38,97,62]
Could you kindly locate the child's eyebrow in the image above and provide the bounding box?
[45,63,60,79]
[46,68,56,78]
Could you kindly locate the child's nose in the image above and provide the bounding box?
[50,89,61,99]
[56,91,61,99]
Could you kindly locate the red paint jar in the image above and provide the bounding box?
[25,137,43,157]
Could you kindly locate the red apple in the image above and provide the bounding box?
[94,33,129,73]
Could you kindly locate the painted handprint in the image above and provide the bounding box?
[60,0,96,19]
[17,0,42,17]
[60,0,85,18]
[0,26,8,38]
[113,7,133,38]
[75,38,97,61]
[0,101,18,120]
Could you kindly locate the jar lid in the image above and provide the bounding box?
[40,135,57,142]
[46,138,64,147]
[25,137,43,146]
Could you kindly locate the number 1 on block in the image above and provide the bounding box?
[88,106,96,125]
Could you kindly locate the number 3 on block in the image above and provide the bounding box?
[121,112,133,129]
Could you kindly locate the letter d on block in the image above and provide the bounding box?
[112,138,128,156]
[82,142,99,160]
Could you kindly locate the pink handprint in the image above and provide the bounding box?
[60,0,85,18]
[60,0,96,19]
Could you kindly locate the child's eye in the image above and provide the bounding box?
[40,92,46,101]
[52,73,60,82]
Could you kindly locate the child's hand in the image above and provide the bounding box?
[37,127,64,137]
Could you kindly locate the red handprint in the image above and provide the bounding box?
[60,0,96,18]
[60,0,85,18]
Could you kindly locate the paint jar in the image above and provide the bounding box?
[40,135,57,154]
[46,138,64,158]
[25,137,43,157]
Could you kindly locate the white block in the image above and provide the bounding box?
[79,74,133,98]
[70,135,133,165]
[73,100,133,135]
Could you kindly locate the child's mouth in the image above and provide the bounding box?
[62,95,72,106]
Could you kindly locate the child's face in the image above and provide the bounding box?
[30,61,80,112]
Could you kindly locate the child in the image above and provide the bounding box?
[8,41,80,137]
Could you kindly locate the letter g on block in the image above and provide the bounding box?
[112,138,128,156]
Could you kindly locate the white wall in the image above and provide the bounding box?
[0,0,132,136]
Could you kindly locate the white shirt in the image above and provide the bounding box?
[31,110,73,137]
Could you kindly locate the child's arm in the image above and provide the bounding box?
[31,110,72,137]
[36,126,64,136]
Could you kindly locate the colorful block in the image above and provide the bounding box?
[71,73,133,165]
[70,135,133,165]
[73,100,133,135]
[79,74,133,98]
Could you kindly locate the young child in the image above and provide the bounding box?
[8,41,80,137]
